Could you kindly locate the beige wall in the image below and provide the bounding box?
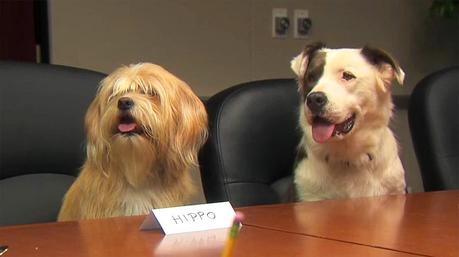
[49,0,459,194]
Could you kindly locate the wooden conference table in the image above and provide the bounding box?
[0,191,457,257]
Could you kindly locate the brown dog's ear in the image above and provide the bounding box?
[291,42,326,77]
[361,46,405,91]
[84,95,101,144]
[84,83,110,174]
[165,79,208,173]
[84,74,115,144]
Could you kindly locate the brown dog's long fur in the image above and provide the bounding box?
[58,63,207,221]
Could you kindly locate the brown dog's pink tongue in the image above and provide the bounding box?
[312,123,335,143]
[118,123,137,133]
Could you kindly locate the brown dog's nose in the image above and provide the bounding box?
[307,92,328,114]
[118,97,134,111]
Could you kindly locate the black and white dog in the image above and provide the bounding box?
[291,43,406,201]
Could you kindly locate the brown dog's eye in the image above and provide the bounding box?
[342,71,356,81]
[146,90,158,97]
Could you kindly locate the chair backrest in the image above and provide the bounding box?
[0,61,106,226]
[408,66,459,191]
[199,79,301,207]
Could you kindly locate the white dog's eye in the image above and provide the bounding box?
[342,71,356,81]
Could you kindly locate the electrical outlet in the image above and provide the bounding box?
[272,8,289,38]
[294,9,312,39]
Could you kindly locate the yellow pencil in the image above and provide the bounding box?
[221,212,244,257]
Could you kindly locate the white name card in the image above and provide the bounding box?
[139,202,236,235]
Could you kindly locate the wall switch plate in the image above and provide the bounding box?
[272,8,289,38]
[294,9,312,39]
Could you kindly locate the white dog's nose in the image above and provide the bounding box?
[118,97,134,111]
[307,92,327,114]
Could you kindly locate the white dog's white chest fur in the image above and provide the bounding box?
[295,128,405,201]
[291,43,406,201]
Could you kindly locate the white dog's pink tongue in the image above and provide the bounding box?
[118,123,137,133]
[312,123,335,143]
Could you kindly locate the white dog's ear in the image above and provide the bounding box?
[380,64,405,86]
[361,46,405,92]
[291,42,326,78]
[291,53,307,77]
[394,66,405,85]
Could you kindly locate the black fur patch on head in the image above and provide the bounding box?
[361,45,398,71]
[303,42,326,59]
[300,42,326,100]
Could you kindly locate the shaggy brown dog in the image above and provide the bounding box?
[58,63,208,221]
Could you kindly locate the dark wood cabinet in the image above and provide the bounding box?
[0,0,48,63]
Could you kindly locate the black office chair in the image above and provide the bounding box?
[408,66,459,191]
[199,79,301,207]
[0,61,106,226]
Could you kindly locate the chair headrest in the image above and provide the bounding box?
[0,61,106,179]
[199,79,301,206]
[408,66,459,191]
